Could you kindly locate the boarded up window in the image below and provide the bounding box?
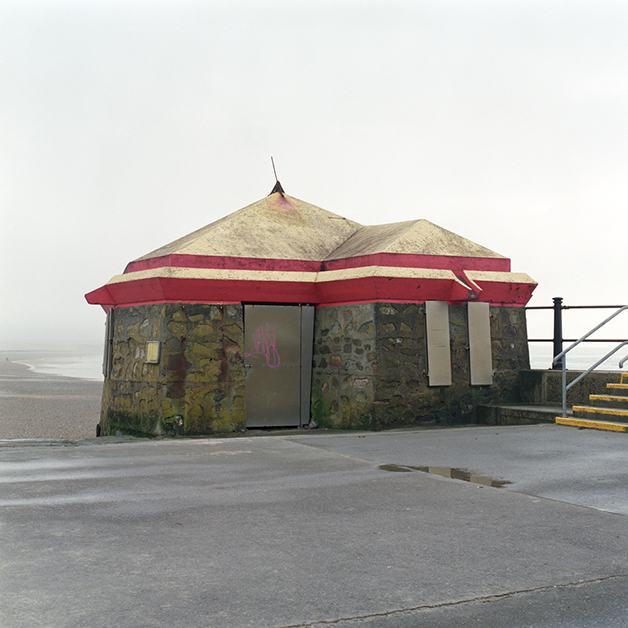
[426,301,452,386]
[468,302,493,385]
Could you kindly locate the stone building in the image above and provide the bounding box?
[86,186,536,436]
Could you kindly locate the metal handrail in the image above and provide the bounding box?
[552,305,628,417]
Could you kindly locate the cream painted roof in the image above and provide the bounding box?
[134,193,506,265]
[135,193,362,262]
[325,220,507,260]
[465,270,536,284]
[107,265,461,286]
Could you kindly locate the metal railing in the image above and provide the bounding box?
[526,299,628,417]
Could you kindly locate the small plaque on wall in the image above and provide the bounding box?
[146,341,160,364]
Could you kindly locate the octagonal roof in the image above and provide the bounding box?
[86,189,536,309]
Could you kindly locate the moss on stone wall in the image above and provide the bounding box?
[101,303,245,437]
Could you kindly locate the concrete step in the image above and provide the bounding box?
[556,416,628,432]
[589,394,628,409]
[606,383,628,396]
[477,404,565,426]
[572,405,628,423]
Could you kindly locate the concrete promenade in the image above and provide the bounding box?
[2,425,628,627]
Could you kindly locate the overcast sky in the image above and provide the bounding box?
[1,0,627,349]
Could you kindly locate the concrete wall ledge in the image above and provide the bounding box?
[477,369,624,427]
[516,369,623,406]
[477,403,566,426]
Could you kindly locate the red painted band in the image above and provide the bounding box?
[124,252,510,275]
[322,253,510,273]
[124,255,322,274]
[86,275,536,309]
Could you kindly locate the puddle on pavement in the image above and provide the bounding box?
[378,464,511,488]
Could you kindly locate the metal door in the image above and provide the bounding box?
[244,304,314,427]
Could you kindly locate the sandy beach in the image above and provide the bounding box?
[0,351,103,440]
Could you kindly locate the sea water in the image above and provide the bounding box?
[10,345,104,382]
[529,343,627,371]
[16,355,104,381]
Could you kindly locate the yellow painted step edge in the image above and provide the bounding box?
[572,405,628,417]
[589,394,628,403]
[556,417,628,432]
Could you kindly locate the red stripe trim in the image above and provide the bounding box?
[106,299,241,309]
[86,273,535,310]
[317,300,525,307]
[467,280,536,306]
[101,298,527,311]
[102,277,319,306]
[124,252,510,274]
[323,253,510,273]
[88,275,533,307]
[316,275,472,304]
[124,255,322,274]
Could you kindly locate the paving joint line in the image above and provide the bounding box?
[280,574,628,627]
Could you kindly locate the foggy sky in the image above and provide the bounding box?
[1,0,627,348]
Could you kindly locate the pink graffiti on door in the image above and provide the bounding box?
[245,322,280,368]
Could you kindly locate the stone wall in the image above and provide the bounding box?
[311,302,530,430]
[311,304,377,429]
[101,300,531,436]
[101,303,245,436]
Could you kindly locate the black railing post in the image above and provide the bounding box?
[552,297,563,369]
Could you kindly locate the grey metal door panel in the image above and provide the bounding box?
[300,306,315,426]
[245,304,311,427]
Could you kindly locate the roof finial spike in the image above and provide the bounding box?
[269,156,285,196]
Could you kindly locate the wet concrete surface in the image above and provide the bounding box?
[291,424,628,515]
[1,425,628,627]
[378,462,513,487]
